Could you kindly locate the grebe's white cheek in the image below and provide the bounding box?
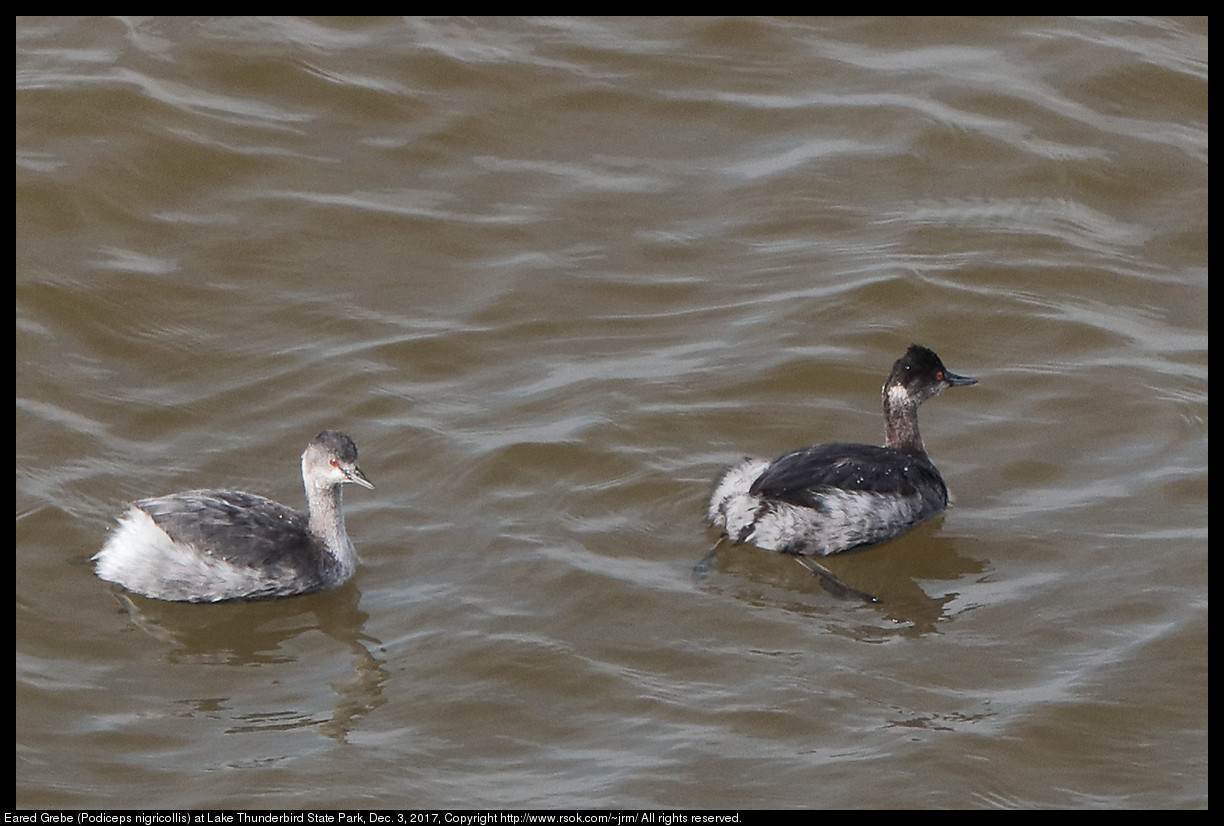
[886,384,912,405]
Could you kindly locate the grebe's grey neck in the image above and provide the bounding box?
[301,430,374,579]
[883,382,925,455]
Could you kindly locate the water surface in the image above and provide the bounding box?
[16,16,1207,809]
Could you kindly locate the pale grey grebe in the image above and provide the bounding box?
[707,345,976,559]
[94,431,373,602]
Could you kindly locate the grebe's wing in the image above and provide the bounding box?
[137,490,317,571]
[750,444,947,512]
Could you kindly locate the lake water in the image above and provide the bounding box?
[16,16,1207,809]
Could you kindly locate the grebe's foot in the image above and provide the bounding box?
[792,556,878,604]
[691,537,725,584]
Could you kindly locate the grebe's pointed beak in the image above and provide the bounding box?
[942,369,977,387]
[345,466,374,489]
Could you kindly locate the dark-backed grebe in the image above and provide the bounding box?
[94,431,374,602]
[707,345,976,558]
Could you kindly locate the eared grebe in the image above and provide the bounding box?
[94,431,374,603]
[707,345,976,559]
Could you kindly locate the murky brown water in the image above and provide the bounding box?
[17,16,1207,809]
